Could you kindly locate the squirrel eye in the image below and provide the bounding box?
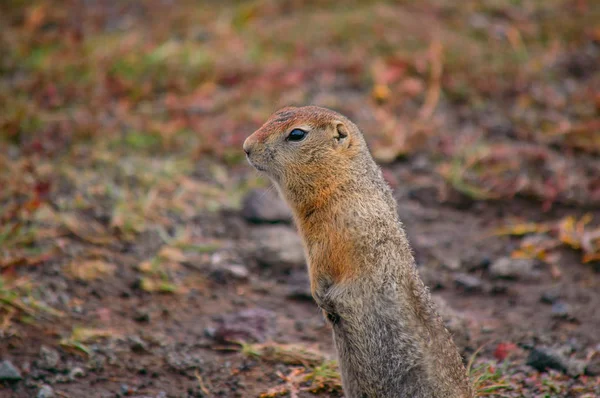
[287,128,307,142]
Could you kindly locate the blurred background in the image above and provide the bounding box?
[1,0,599,397]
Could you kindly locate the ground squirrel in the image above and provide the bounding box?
[243,106,474,398]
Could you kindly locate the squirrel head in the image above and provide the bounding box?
[243,106,365,195]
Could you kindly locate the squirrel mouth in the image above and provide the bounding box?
[247,158,267,172]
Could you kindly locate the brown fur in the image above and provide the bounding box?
[244,106,474,398]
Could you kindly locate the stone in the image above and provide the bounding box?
[489,257,540,281]
[214,308,277,343]
[585,358,600,376]
[251,226,305,270]
[285,270,312,301]
[133,310,151,323]
[551,301,574,320]
[128,335,148,353]
[37,385,55,398]
[221,264,249,280]
[203,327,217,338]
[38,346,60,371]
[526,347,586,377]
[418,266,446,290]
[540,289,560,304]
[165,351,203,371]
[0,360,22,381]
[454,273,483,293]
[210,264,249,284]
[68,366,85,380]
[241,189,292,224]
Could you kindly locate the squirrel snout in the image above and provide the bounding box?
[242,138,253,155]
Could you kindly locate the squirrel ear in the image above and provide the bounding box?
[333,122,350,148]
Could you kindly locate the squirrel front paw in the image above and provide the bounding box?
[312,277,342,326]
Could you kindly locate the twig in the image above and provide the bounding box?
[195,370,212,396]
[418,39,443,122]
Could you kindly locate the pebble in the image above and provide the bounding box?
[128,335,148,353]
[221,264,249,279]
[38,346,60,371]
[241,188,292,224]
[0,360,22,381]
[442,257,462,271]
[526,347,586,377]
[489,257,540,280]
[164,351,203,371]
[540,289,560,304]
[251,226,305,269]
[121,384,136,395]
[551,301,574,320]
[285,270,312,301]
[214,307,277,343]
[586,358,600,376]
[210,264,249,284]
[454,273,483,293]
[133,310,151,323]
[69,366,85,380]
[203,327,216,338]
[37,385,55,398]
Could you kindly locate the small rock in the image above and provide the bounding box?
[418,266,446,290]
[69,366,85,380]
[165,351,203,371]
[133,310,151,323]
[407,186,439,207]
[567,359,587,377]
[38,346,60,371]
[222,264,249,279]
[490,282,509,295]
[294,320,305,332]
[442,257,462,271]
[203,327,216,338]
[454,273,483,293]
[431,295,471,352]
[128,335,148,353]
[214,308,277,343]
[37,385,55,398]
[489,257,540,281]
[241,189,292,224]
[251,226,305,270]
[0,360,22,381]
[526,347,586,377]
[586,358,600,376]
[527,347,566,373]
[540,289,560,304]
[121,384,136,395]
[285,271,312,301]
[210,264,249,284]
[551,301,573,320]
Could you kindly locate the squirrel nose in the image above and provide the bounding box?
[243,137,253,155]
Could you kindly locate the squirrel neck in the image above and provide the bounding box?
[280,153,411,285]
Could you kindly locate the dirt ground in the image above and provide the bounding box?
[1,1,600,397]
